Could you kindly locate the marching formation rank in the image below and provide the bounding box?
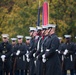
[0,24,76,75]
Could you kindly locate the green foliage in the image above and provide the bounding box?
[0,0,76,41]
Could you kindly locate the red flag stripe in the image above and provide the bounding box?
[43,2,48,26]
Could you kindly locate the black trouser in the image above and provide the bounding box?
[15,70,27,75]
[0,70,10,75]
[29,58,35,75]
[63,70,74,75]
[36,59,43,75]
[0,71,2,75]
[1,59,11,75]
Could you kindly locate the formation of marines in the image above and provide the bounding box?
[0,24,76,75]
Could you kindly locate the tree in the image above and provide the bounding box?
[0,0,76,41]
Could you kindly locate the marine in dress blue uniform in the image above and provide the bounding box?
[0,34,12,75]
[34,26,43,75]
[58,37,63,63]
[13,35,27,75]
[10,38,17,75]
[38,25,49,75]
[42,24,62,75]
[25,36,31,75]
[29,27,38,75]
[59,35,75,75]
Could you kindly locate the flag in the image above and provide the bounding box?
[42,1,48,25]
[37,1,40,26]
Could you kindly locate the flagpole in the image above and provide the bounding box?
[37,0,40,26]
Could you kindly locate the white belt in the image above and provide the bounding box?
[23,55,25,61]
[70,55,73,61]
[62,55,64,61]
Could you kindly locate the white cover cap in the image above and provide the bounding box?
[50,24,56,28]
[64,35,71,38]
[25,36,31,40]
[17,35,23,39]
[29,27,37,31]
[36,26,42,30]
[2,34,9,38]
[58,37,62,40]
[47,24,52,28]
[47,24,56,28]
[11,38,17,41]
[42,25,48,29]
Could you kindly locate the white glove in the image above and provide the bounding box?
[16,50,20,55]
[34,60,36,66]
[65,49,68,53]
[64,52,66,55]
[36,56,38,59]
[41,49,43,52]
[1,55,6,58]
[56,49,58,52]
[1,55,6,62]
[27,51,29,54]
[64,49,68,55]
[42,54,45,59]
[58,51,60,54]
[42,58,46,63]
[33,53,35,57]
[26,54,29,58]
[27,58,30,62]
[56,49,60,54]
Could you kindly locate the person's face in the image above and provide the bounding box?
[48,28,52,34]
[2,37,8,42]
[59,39,62,43]
[37,30,42,36]
[49,28,55,35]
[30,31,33,36]
[41,29,45,36]
[65,38,70,43]
[18,38,23,43]
[44,29,48,36]
[33,31,37,37]
[12,41,16,45]
[26,40,30,44]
